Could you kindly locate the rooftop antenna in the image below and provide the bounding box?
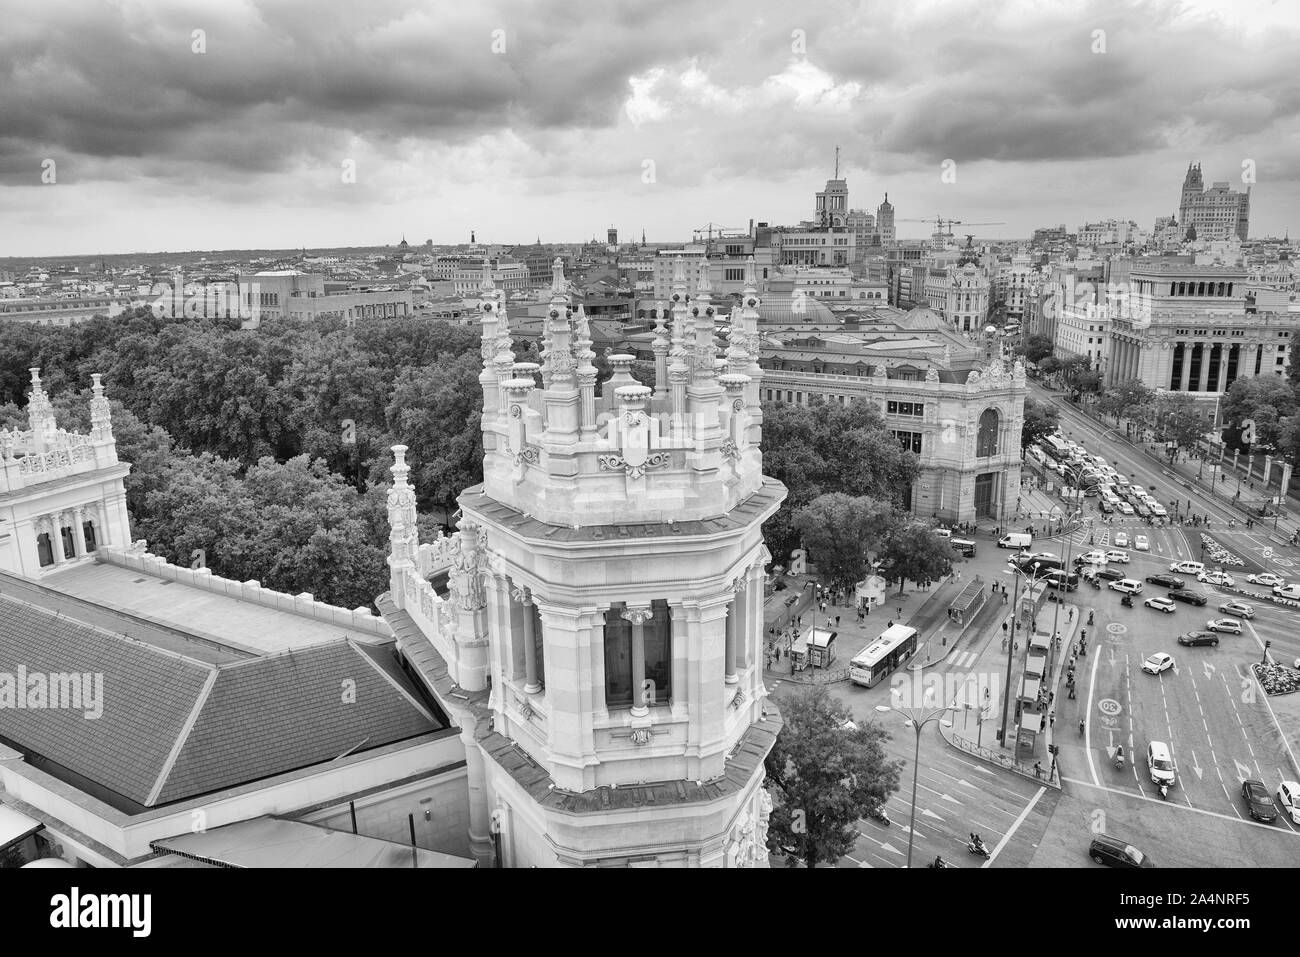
[834,145,840,180]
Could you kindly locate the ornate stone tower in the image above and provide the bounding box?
[382,258,784,867]
[0,369,132,578]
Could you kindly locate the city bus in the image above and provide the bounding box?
[1040,435,1070,461]
[849,624,919,688]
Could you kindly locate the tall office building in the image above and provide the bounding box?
[1179,163,1250,241]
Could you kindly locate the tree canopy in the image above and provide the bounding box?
[1020,396,1060,449]
[764,686,903,868]
[791,493,894,594]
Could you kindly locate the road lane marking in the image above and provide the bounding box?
[981,785,1047,867]
[1060,776,1297,831]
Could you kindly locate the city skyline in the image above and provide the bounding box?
[3,0,1300,257]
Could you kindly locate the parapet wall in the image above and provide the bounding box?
[97,544,392,639]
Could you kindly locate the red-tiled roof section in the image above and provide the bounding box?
[155,642,440,804]
[0,592,211,805]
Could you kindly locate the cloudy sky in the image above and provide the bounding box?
[3,0,1299,256]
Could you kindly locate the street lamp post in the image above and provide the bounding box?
[875,701,954,868]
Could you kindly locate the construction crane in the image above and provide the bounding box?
[897,216,1006,234]
[692,223,745,243]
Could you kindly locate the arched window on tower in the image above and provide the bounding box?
[976,408,1000,457]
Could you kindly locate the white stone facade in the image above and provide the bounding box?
[383,257,786,866]
[0,370,132,579]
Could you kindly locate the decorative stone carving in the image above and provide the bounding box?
[598,451,670,480]
[629,727,652,746]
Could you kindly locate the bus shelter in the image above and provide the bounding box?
[1017,710,1044,750]
[946,579,987,627]
[791,628,836,671]
[1017,581,1046,624]
[1025,654,1047,679]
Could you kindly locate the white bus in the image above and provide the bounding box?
[850,624,919,688]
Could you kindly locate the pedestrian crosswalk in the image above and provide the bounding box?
[946,649,980,670]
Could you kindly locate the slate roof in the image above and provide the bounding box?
[0,589,442,810]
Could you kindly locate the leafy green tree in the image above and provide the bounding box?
[877,520,954,594]
[764,686,903,868]
[761,398,919,562]
[791,493,894,594]
[1097,379,1153,419]
[1135,393,1208,450]
[1058,355,1099,394]
[1221,376,1297,453]
[1020,396,1060,449]
[1016,333,1053,365]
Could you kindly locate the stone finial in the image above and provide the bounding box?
[89,373,114,441]
[480,256,495,293]
[551,257,568,297]
[386,445,418,564]
[26,367,57,439]
[925,366,940,383]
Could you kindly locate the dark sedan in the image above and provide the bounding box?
[1096,568,1126,581]
[1168,590,1208,606]
[1177,632,1220,647]
[1145,574,1185,589]
[1242,779,1279,822]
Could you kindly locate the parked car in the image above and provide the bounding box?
[1088,834,1155,868]
[1205,618,1243,634]
[1133,534,1149,550]
[1242,779,1279,822]
[1276,781,1300,825]
[1197,570,1236,587]
[1145,574,1185,589]
[1219,601,1255,619]
[1144,597,1178,614]
[1105,550,1130,564]
[1168,590,1208,607]
[1246,572,1285,588]
[1177,632,1220,647]
[1114,532,1130,548]
[1142,652,1175,674]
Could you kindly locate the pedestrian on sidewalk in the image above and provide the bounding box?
[1034,761,1043,779]
[835,614,841,627]
[888,620,894,629]
[1068,607,1074,622]
[1002,592,1008,604]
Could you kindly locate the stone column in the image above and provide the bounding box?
[52,515,68,564]
[1215,346,1228,394]
[1180,343,1192,391]
[460,723,495,867]
[622,605,653,716]
[72,506,86,557]
[1197,343,1210,392]
[515,586,542,694]
[724,588,739,685]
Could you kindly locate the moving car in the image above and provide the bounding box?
[998,532,1033,549]
[1088,834,1155,869]
[1168,590,1208,606]
[1144,597,1177,614]
[1246,572,1285,588]
[1242,779,1279,823]
[1043,569,1080,591]
[1150,504,1168,518]
[1096,568,1126,581]
[1105,550,1130,564]
[1075,550,1109,566]
[1114,532,1129,548]
[1197,570,1236,587]
[1177,631,1219,647]
[1133,534,1149,550]
[1142,652,1175,674]
[1098,498,1114,514]
[1108,578,1143,595]
[1205,618,1243,634]
[1170,560,1205,575]
[1276,781,1300,825]
[1145,573,1184,589]
[1219,601,1255,619]
[1147,741,1176,788]
[1273,584,1300,601]
[1116,501,1135,515]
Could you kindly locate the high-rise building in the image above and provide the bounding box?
[1179,163,1250,241]
[877,193,895,244]
[815,178,849,227]
[380,258,784,867]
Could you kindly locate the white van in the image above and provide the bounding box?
[998,532,1033,549]
[932,527,952,539]
[1170,561,1205,576]
[1108,578,1144,595]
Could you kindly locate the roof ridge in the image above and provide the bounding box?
[0,590,217,672]
[146,668,220,807]
[346,639,438,725]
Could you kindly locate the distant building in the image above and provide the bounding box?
[1179,163,1250,241]
[0,295,127,327]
